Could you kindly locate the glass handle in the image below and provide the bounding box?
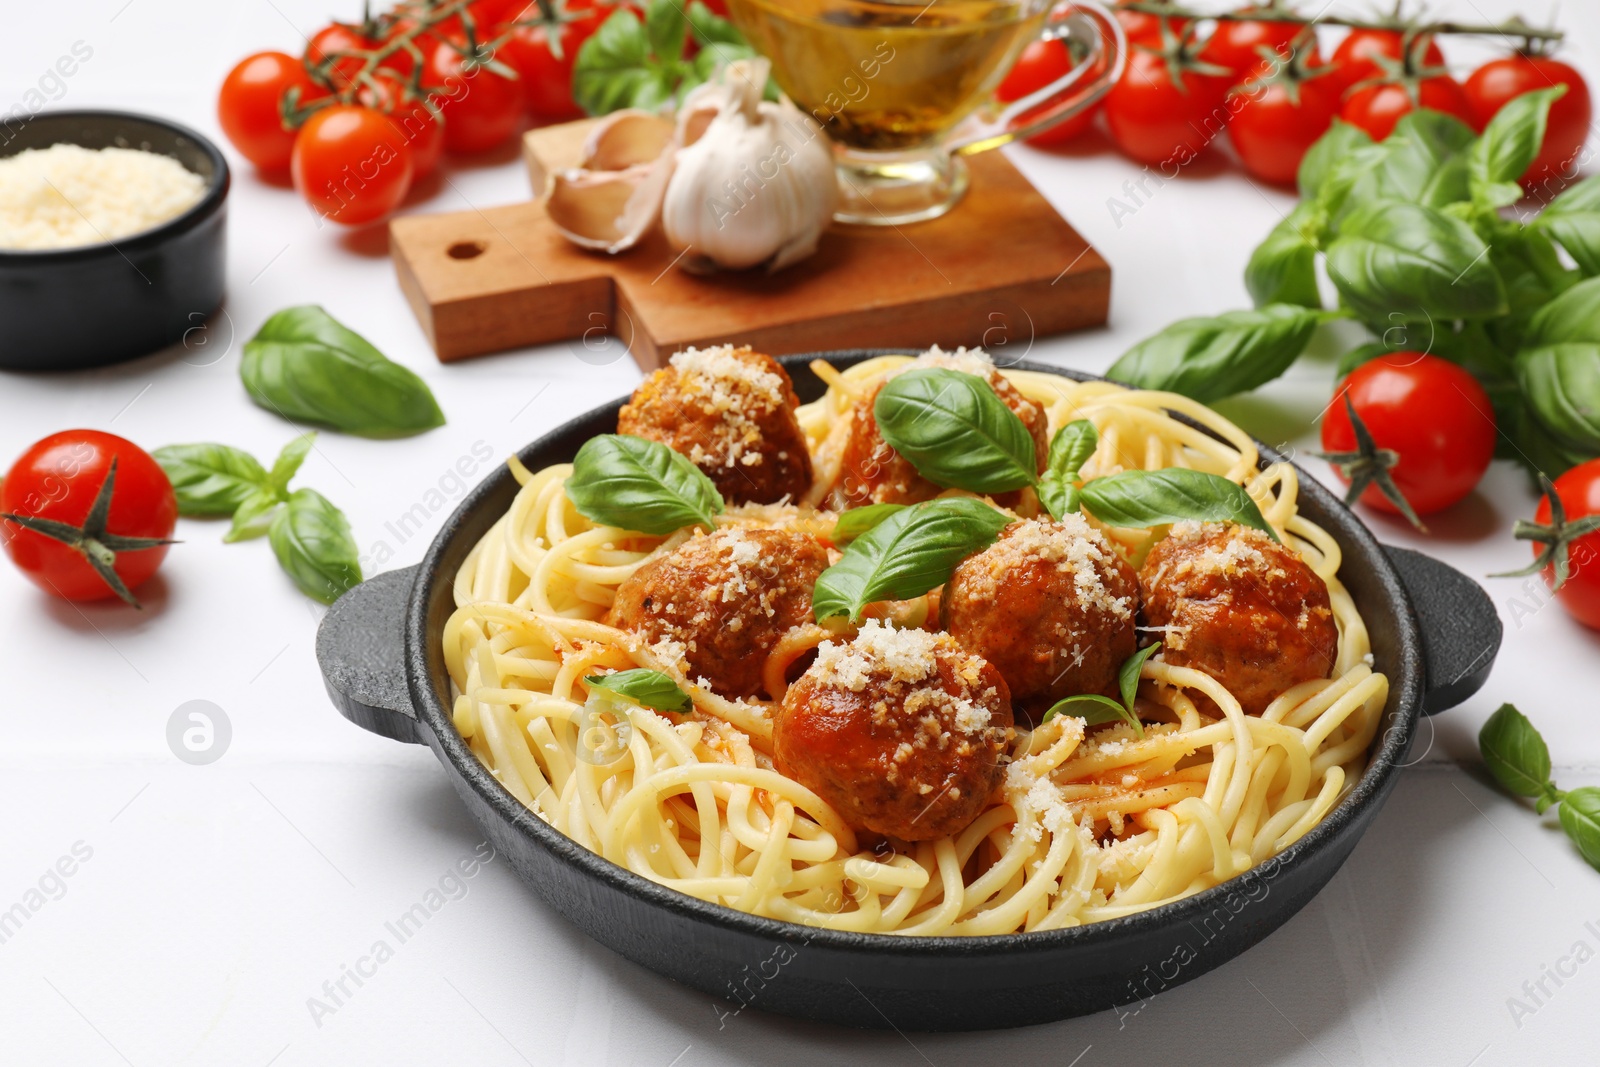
[951,0,1127,156]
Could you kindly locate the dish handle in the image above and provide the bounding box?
[316,565,426,744]
[1383,546,1502,716]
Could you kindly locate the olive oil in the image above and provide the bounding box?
[727,0,1044,151]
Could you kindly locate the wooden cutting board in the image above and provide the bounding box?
[389,119,1111,370]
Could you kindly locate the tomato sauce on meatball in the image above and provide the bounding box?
[618,345,812,505]
[775,620,1015,841]
[605,526,828,700]
[831,349,1049,508]
[944,516,1138,714]
[1138,522,1338,716]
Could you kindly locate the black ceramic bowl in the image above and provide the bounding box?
[317,353,1502,1031]
[0,110,229,372]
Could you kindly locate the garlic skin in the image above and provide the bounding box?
[544,109,676,254]
[662,59,837,273]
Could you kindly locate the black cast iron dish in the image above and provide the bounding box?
[317,353,1503,1031]
[0,110,228,372]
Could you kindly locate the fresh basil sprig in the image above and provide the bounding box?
[155,435,362,601]
[1245,204,1321,309]
[565,434,723,535]
[812,498,1010,622]
[585,669,693,713]
[154,444,272,517]
[1108,305,1321,403]
[1515,276,1600,459]
[1037,419,1098,520]
[241,306,445,438]
[573,0,764,115]
[269,488,362,604]
[874,369,1038,493]
[1478,703,1600,871]
[1325,200,1507,323]
[831,503,905,546]
[1470,86,1566,211]
[1042,641,1162,740]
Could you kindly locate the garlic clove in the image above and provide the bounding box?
[581,109,676,172]
[545,109,677,255]
[546,162,670,255]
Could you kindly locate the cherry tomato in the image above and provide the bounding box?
[425,38,527,153]
[306,23,377,89]
[1464,55,1593,185]
[1229,55,1341,185]
[1104,45,1231,167]
[216,51,324,171]
[1321,353,1497,519]
[1200,7,1304,80]
[291,105,414,226]
[1114,1,1189,44]
[1,431,176,604]
[498,0,611,120]
[358,72,445,179]
[1530,459,1600,630]
[1329,29,1444,94]
[996,38,1106,146]
[1339,75,1476,141]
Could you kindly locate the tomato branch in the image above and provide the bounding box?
[1115,2,1565,42]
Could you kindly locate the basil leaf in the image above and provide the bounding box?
[1079,468,1278,542]
[584,668,692,713]
[1325,200,1507,322]
[566,434,723,534]
[1478,704,1553,798]
[1245,205,1323,309]
[268,488,362,604]
[874,368,1038,494]
[1493,227,1580,333]
[1559,788,1600,871]
[269,433,315,492]
[1042,693,1130,727]
[224,487,283,544]
[832,503,905,545]
[1369,110,1476,209]
[1037,420,1097,521]
[1471,86,1565,209]
[1107,305,1320,403]
[154,443,271,517]
[1298,120,1374,202]
[1515,277,1600,457]
[812,498,1010,622]
[1534,175,1600,277]
[644,0,688,61]
[1120,641,1162,711]
[241,306,445,438]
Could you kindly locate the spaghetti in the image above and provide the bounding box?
[443,354,1388,935]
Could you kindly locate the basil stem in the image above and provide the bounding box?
[565,434,724,535]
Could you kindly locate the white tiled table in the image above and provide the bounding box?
[5,2,1598,1063]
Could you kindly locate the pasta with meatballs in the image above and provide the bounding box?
[443,346,1388,935]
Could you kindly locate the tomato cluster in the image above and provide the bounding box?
[998,1,1590,190]
[217,0,625,225]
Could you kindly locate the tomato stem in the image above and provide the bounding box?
[0,458,178,609]
[1313,395,1428,534]
[1115,1,1564,42]
[1491,474,1600,592]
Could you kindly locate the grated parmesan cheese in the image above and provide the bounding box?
[810,620,997,737]
[0,143,206,250]
[666,346,786,470]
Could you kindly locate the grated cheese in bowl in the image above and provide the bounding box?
[0,143,207,251]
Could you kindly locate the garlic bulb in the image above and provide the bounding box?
[662,59,837,273]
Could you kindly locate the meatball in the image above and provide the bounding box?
[943,517,1138,713]
[1138,522,1338,716]
[605,525,827,700]
[775,620,1014,841]
[618,345,812,505]
[832,349,1049,508]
